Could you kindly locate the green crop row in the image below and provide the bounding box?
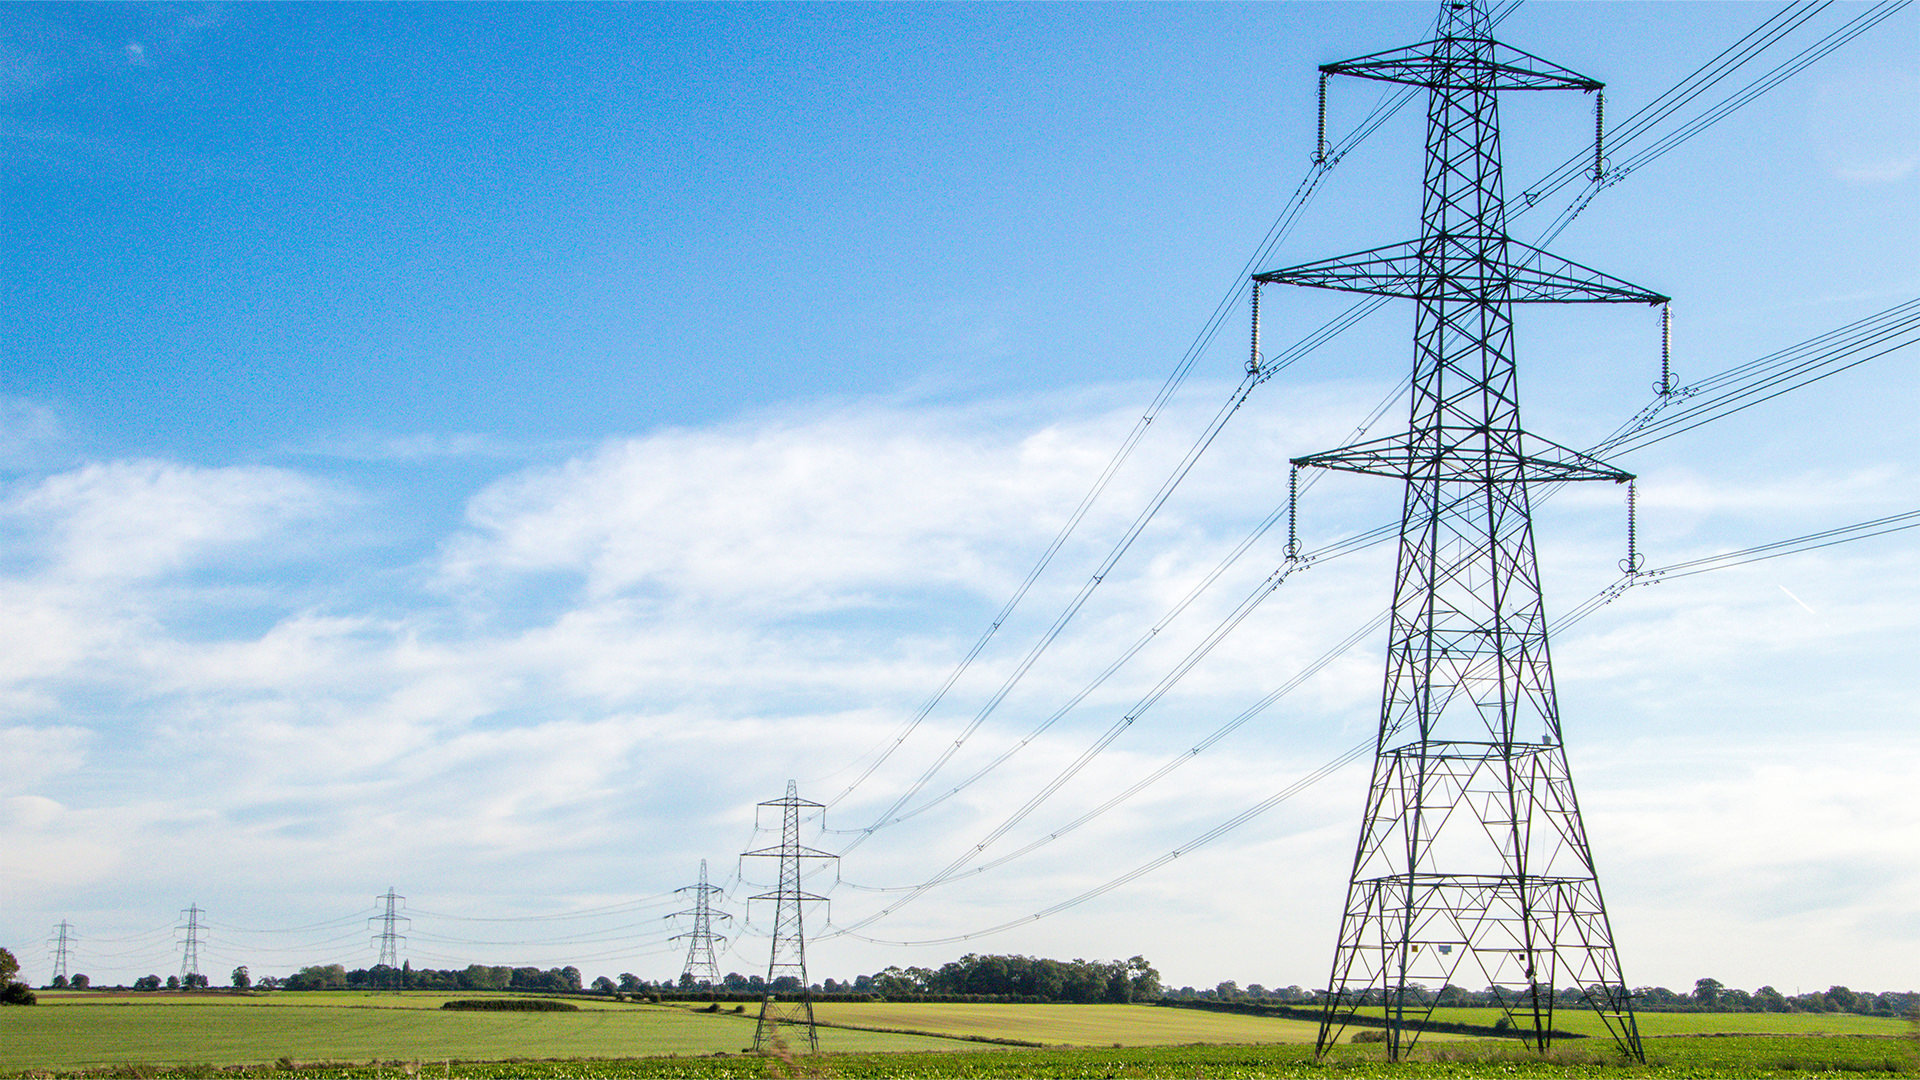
[7,1035,1916,1080]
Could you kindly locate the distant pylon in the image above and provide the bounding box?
[1257,0,1660,1062]
[49,920,74,983]
[741,781,837,1054]
[670,859,732,987]
[370,887,409,991]
[177,904,205,983]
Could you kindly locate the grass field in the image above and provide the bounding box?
[3,994,1914,1078]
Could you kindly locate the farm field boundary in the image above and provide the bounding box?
[3,1034,1916,1078]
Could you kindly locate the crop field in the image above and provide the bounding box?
[1410,1005,1911,1038]
[2,995,1913,1078]
[0,992,968,1071]
[801,1000,1336,1045]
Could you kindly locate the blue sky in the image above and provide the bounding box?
[2,2,1917,993]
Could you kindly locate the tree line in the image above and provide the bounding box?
[15,939,1913,1020]
[1166,977,1917,1018]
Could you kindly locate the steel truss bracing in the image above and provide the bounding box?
[1256,0,1663,1062]
[177,904,205,983]
[370,887,409,990]
[671,859,733,987]
[742,781,837,1054]
[50,921,74,983]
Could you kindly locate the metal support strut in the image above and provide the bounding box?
[1254,0,1659,1063]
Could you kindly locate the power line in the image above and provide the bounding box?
[823,295,1918,916]
[743,782,836,1054]
[669,859,732,988]
[834,498,1918,948]
[177,904,206,984]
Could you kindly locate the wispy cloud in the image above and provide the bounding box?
[0,386,1914,990]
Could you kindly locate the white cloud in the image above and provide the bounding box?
[0,396,63,466]
[0,386,1914,991]
[441,403,1143,610]
[4,459,342,581]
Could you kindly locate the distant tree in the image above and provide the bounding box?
[51,974,69,990]
[1126,957,1162,1002]
[232,966,251,990]
[618,973,643,993]
[1826,986,1860,1013]
[560,966,583,992]
[591,976,616,995]
[1754,986,1787,1012]
[285,965,348,991]
[166,976,181,990]
[678,971,695,989]
[0,948,16,985]
[134,975,162,991]
[1215,980,1240,1000]
[70,974,89,989]
[1694,978,1724,1009]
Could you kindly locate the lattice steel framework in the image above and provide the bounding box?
[370,887,409,990]
[177,904,205,983]
[1255,0,1664,1062]
[742,781,836,1053]
[670,859,732,987]
[49,920,73,984]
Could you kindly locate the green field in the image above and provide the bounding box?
[806,1000,1336,1045]
[1410,1005,1911,1038]
[3,994,1913,1078]
[0,992,969,1071]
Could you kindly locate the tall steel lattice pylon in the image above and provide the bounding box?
[670,859,733,987]
[49,920,74,984]
[177,904,205,984]
[370,887,409,990]
[741,781,837,1054]
[1256,0,1665,1062]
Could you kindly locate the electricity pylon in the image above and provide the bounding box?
[177,904,205,984]
[741,781,836,1054]
[1256,0,1662,1061]
[670,859,732,987]
[49,921,74,984]
[370,887,409,991]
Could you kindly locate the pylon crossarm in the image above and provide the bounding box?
[742,844,839,859]
[1291,431,1632,484]
[750,890,831,903]
[1254,237,1667,305]
[1323,39,1600,93]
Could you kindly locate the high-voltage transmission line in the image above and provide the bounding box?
[1255,0,1663,1062]
[49,921,74,984]
[370,887,409,990]
[670,859,732,987]
[177,904,206,985]
[742,782,837,1053]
